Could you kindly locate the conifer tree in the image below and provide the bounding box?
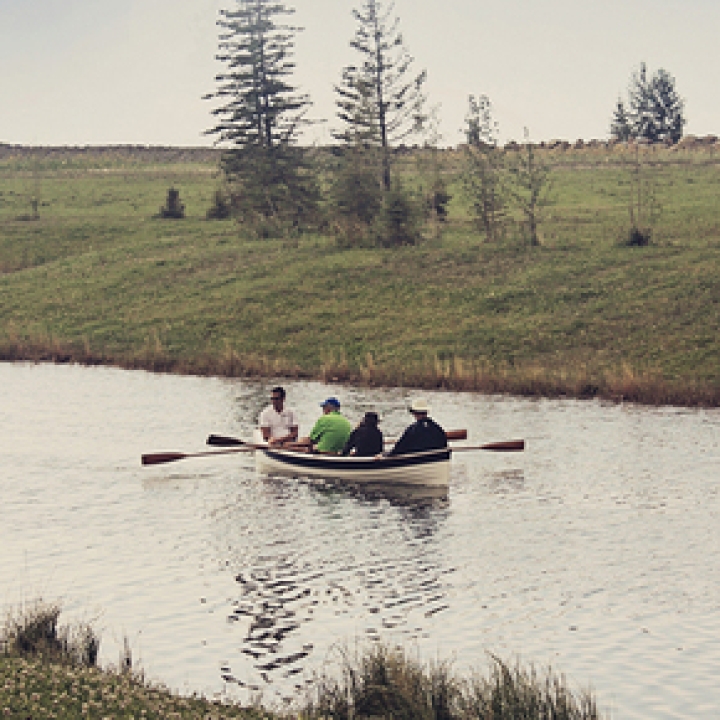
[205,0,318,233]
[335,0,427,191]
[610,98,632,142]
[640,66,685,144]
[611,63,685,144]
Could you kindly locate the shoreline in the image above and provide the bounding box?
[2,341,718,409]
[2,144,719,412]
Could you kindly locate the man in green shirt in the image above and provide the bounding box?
[301,397,352,453]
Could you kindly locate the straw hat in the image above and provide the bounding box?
[408,398,430,414]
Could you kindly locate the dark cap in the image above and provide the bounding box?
[320,397,341,409]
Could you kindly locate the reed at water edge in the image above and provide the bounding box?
[2,329,718,408]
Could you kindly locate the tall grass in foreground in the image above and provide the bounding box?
[1,599,99,668]
[304,644,603,719]
[1,603,606,719]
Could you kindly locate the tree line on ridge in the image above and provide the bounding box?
[200,0,686,248]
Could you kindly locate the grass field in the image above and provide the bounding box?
[1,143,718,406]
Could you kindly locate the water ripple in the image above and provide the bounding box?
[1,363,719,716]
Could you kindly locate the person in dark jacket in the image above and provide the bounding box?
[386,398,447,455]
[342,412,383,456]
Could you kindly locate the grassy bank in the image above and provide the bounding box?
[1,601,605,719]
[0,648,604,720]
[1,144,718,406]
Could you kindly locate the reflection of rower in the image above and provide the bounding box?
[385,398,447,456]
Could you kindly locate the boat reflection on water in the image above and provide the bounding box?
[325,479,449,508]
[221,472,450,700]
[260,472,449,509]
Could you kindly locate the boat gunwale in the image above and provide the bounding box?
[260,446,451,472]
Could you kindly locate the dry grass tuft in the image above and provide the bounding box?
[302,643,604,720]
[1,599,99,668]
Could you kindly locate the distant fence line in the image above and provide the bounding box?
[2,134,719,162]
[0,144,221,163]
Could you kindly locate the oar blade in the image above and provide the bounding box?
[141,451,187,466]
[207,434,244,447]
[479,439,525,452]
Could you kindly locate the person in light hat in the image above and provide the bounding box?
[296,397,352,453]
[386,397,447,456]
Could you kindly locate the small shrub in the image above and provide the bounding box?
[376,184,424,247]
[158,187,185,219]
[16,198,41,222]
[624,225,651,246]
[333,217,377,249]
[206,188,233,219]
[428,180,451,222]
[330,149,384,247]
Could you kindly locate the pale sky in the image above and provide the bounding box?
[2,0,719,147]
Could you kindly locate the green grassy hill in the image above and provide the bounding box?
[1,143,718,405]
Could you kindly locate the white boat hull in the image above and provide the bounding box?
[255,446,451,488]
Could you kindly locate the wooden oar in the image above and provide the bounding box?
[206,428,468,447]
[451,439,525,452]
[141,445,260,466]
[143,436,524,466]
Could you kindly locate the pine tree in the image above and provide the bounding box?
[645,68,685,144]
[613,63,686,144]
[334,0,427,191]
[610,98,632,142]
[205,0,318,233]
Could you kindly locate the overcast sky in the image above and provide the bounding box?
[2,0,719,147]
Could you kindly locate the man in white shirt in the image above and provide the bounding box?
[258,386,299,446]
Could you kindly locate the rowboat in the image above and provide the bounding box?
[254,442,451,488]
[141,433,522,491]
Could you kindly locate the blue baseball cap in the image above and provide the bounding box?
[320,397,340,409]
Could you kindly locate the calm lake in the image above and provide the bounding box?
[1,362,719,718]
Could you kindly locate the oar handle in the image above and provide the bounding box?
[452,439,525,452]
[141,452,188,465]
[446,429,468,441]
